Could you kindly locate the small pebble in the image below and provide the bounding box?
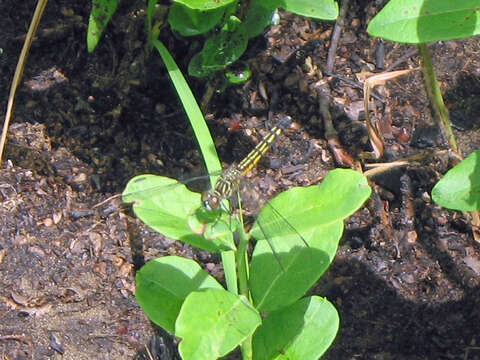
[43,218,54,227]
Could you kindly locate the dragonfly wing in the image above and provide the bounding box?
[122,174,235,252]
[235,177,264,217]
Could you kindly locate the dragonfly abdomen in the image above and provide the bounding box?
[237,116,292,175]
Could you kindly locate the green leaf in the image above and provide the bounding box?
[151,40,222,177]
[283,0,338,20]
[432,149,480,211]
[189,16,248,76]
[168,3,226,36]
[253,296,339,360]
[249,169,371,312]
[175,0,236,10]
[224,63,252,84]
[244,0,283,38]
[367,0,480,43]
[87,0,118,52]
[176,289,262,360]
[135,256,223,334]
[251,169,372,239]
[122,174,235,252]
[250,221,343,313]
[188,52,215,78]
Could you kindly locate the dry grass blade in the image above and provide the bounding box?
[0,0,48,164]
[363,68,419,159]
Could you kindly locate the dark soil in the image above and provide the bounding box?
[1,1,480,359]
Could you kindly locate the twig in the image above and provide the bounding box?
[324,71,385,102]
[326,0,350,73]
[385,47,418,72]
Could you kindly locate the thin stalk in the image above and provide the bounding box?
[418,43,458,153]
[235,194,252,360]
[222,250,238,295]
[0,0,48,163]
[236,225,250,299]
[235,194,250,299]
[237,225,253,360]
[241,332,253,360]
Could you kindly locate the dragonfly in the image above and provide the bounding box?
[122,116,308,259]
[202,115,293,212]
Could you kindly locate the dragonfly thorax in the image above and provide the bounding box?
[202,167,242,211]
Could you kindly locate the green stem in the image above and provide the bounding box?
[235,196,252,359]
[222,250,238,295]
[236,223,250,299]
[237,225,253,360]
[418,43,458,153]
[241,334,253,360]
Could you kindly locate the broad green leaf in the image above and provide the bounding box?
[283,0,338,20]
[432,149,480,211]
[249,169,371,312]
[250,169,371,240]
[250,221,343,313]
[87,0,118,52]
[253,296,339,360]
[368,0,480,43]
[135,256,223,334]
[168,3,226,36]
[122,174,235,252]
[175,0,235,10]
[176,289,261,360]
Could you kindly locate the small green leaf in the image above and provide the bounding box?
[189,16,248,77]
[87,0,118,52]
[253,296,339,360]
[432,149,480,211]
[244,0,282,38]
[122,174,235,252]
[168,3,226,36]
[176,289,262,360]
[367,0,480,43]
[188,52,215,78]
[283,0,338,20]
[135,256,223,334]
[224,63,252,84]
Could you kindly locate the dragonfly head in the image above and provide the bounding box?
[202,192,220,211]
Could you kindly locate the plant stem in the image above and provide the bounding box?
[234,197,253,359]
[418,43,458,153]
[236,223,250,299]
[0,0,48,163]
[241,334,253,360]
[222,250,238,295]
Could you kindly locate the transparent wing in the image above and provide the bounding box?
[122,172,306,267]
[122,174,236,253]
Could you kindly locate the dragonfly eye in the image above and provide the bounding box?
[202,193,219,211]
